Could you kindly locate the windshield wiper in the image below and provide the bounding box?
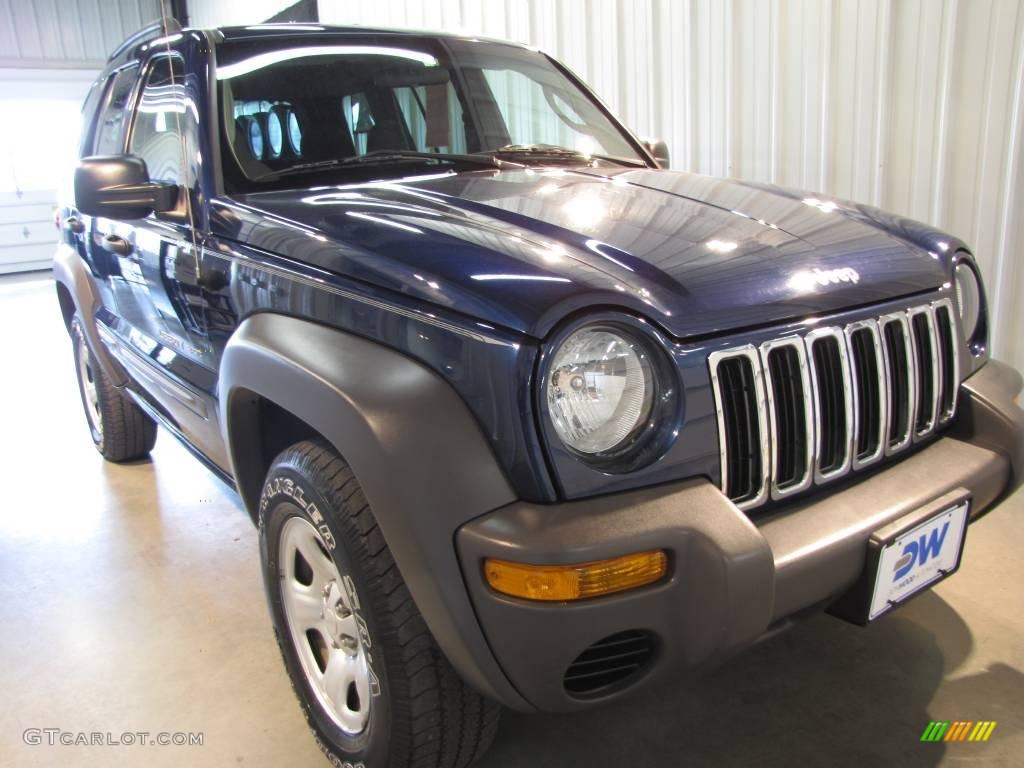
[340,150,520,168]
[482,144,646,167]
[253,151,518,182]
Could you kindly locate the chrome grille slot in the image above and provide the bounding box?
[708,347,769,509]
[846,321,886,468]
[711,300,960,511]
[880,314,915,452]
[806,328,853,481]
[910,307,940,436]
[933,299,959,422]
[760,338,813,498]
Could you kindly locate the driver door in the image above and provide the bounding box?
[105,53,227,469]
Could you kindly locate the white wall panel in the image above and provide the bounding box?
[194,0,1024,367]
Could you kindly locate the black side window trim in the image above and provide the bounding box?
[78,80,102,158]
[90,63,140,156]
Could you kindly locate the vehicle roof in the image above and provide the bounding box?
[211,23,531,50]
[99,22,535,85]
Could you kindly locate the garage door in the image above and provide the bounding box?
[0,71,96,274]
[0,190,58,274]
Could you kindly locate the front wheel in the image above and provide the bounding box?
[259,440,500,768]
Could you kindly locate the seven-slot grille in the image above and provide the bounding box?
[708,299,960,511]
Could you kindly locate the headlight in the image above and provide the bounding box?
[954,258,982,341]
[546,327,654,454]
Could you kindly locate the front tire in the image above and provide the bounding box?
[259,440,500,768]
[70,315,157,462]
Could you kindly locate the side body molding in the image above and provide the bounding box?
[218,313,530,709]
[52,243,126,386]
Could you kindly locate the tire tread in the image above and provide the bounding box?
[265,439,499,768]
[71,316,156,463]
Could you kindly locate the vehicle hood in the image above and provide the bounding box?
[213,167,958,339]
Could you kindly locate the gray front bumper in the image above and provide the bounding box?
[456,360,1024,712]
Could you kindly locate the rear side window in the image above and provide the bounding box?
[92,66,138,155]
[342,93,373,155]
[233,100,302,161]
[129,56,200,189]
[392,83,466,154]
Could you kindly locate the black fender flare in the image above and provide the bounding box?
[52,243,127,386]
[219,312,531,710]
[957,359,1024,489]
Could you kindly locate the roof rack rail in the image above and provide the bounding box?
[107,18,184,62]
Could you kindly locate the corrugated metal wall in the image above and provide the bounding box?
[189,0,306,28]
[0,0,162,68]
[184,0,1024,368]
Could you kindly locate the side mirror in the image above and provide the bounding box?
[642,139,670,169]
[74,155,178,220]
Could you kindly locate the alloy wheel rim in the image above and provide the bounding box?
[76,333,103,438]
[279,515,372,735]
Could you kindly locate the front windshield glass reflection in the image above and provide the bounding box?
[215,35,646,191]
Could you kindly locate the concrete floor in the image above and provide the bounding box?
[0,270,1021,768]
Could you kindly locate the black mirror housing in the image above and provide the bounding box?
[642,139,670,169]
[74,155,179,220]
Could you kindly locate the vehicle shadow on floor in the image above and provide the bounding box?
[483,592,1024,768]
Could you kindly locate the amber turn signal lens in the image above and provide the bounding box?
[484,550,667,602]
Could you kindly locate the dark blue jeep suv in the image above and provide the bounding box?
[54,21,1024,768]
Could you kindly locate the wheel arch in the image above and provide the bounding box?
[55,280,76,330]
[224,388,327,518]
[219,312,530,710]
[52,243,126,385]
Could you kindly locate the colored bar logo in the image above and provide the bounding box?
[921,721,997,742]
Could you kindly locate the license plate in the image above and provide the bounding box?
[868,499,970,621]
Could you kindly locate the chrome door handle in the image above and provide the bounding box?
[102,234,134,256]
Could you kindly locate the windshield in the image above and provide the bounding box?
[214,34,648,192]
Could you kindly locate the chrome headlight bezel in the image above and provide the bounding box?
[539,315,681,473]
[952,252,987,355]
